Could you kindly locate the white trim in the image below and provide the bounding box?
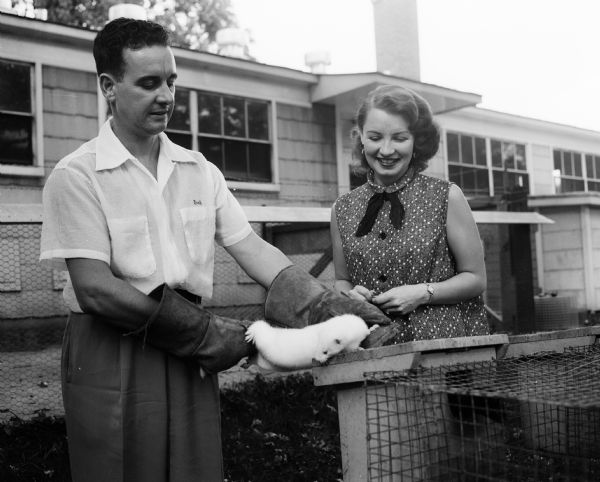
[534,220,545,293]
[0,203,43,222]
[270,101,279,186]
[0,203,554,225]
[189,90,199,152]
[0,165,44,177]
[580,206,596,310]
[241,205,553,225]
[529,193,600,208]
[34,60,43,168]
[97,82,107,126]
[228,181,280,193]
[334,105,347,196]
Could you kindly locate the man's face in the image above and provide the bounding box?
[110,45,177,140]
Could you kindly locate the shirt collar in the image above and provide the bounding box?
[95,119,198,171]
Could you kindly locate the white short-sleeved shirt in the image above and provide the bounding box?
[40,120,252,312]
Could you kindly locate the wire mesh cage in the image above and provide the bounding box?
[365,345,600,481]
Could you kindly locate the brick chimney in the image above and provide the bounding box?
[371,0,421,80]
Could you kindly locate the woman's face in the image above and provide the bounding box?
[360,107,415,186]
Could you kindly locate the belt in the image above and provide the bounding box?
[149,284,202,305]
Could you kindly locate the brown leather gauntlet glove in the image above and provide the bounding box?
[136,285,256,374]
[264,265,391,330]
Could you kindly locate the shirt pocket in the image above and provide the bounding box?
[180,206,215,264]
[107,216,156,278]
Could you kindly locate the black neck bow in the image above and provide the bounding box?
[355,191,404,237]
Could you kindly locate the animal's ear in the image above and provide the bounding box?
[335,338,341,344]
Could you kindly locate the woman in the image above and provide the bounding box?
[331,85,489,344]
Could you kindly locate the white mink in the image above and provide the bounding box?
[245,314,374,372]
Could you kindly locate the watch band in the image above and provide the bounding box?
[425,283,434,303]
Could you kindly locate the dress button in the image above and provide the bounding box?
[378,274,387,282]
[379,232,387,240]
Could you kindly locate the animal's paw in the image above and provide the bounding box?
[369,324,380,333]
[244,325,257,343]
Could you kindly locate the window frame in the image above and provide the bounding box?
[0,57,44,177]
[489,137,530,196]
[553,147,600,194]
[165,87,279,192]
[445,130,491,197]
[445,131,531,197]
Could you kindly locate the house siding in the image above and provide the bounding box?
[275,103,338,205]
[42,65,99,177]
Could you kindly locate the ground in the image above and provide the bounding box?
[0,345,307,422]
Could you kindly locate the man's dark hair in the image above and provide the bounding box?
[93,18,170,79]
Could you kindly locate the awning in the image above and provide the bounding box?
[311,72,482,116]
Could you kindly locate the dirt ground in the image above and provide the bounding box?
[0,346,304,422]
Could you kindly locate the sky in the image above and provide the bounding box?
[230,0,600,132]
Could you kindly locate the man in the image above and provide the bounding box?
[40,18,389,482]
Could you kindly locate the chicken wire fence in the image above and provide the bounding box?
[0,220,334,421]
[365,345,600,482]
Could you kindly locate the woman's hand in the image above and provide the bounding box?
[371,284,429,315]
[344,285,374,302]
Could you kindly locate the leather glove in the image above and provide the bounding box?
[126,285,256,374]
[264,265,391,329]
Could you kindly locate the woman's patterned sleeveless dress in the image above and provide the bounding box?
[334,172,489,343]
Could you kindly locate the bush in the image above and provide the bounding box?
[0,410,70,482]
[221,373,342,482]
[0,373,342,482]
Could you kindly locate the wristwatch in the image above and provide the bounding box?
[425,283,435,303]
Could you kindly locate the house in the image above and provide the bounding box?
[1,0,599,332]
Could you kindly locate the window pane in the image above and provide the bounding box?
[460,135,473,164]
[586,154,594,179]
[595,155,600,180]
[166,131,192,149]
[168,88,190,131]
[475,137,486,166]
[573,152,582,177]
[223,139,248,179]
[247,101,269,140]
[462,166,475,192]
[199,137,223,170]
[446,133,459,164]
[493,170,505,195]
[0,114,33,165]
[588,180,600,192]
[198,93,221,135]
[503,143,515,170]
[448,164,461,185]
[515,144,526,171]
[562,178,585,192]
[491,140,502,167]
[223,96,246,138]
[476,168,490,195]
[553,150,562,171]
[0,59,31,113]
[248,142,271,182]
[563,151,573,175]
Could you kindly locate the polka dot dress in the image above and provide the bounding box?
[334,173,489,344]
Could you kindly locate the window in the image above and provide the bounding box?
[585,153,600,192]
[490,139,529,196]
[0,58,34,167]
[553,149,585,193]
[446,132,529,198]
[446,132,489,196]
[166,89,272,183]
[166,88,192,149]
[552,149,600,193]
